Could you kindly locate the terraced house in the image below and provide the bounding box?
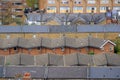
[39,0,120,13]
[0,36,116,55]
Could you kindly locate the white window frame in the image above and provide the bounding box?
[100,0,109,4]
[110,46,113,51]
[87,0,96,4]
[100,6,107,10]
[73,6,83,10]
[48,0,55,4]
[47,6,56,11]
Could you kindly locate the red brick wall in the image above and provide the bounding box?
[0,48,17,55]
[41,48,65,55]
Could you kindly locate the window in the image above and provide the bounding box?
[16,15,23,18]
[74,0,82,4]
[100,7,107,10]
[48,0,55,4]
[61,0,68,4]
[73,6,83,13]
[115,0,120,4]
[15,9,23,12]
[60,6,70,13]
[73,6,83,10]
[100,0,109,4]
[113,7,120,10]
[110,46,113,51]
[87,0,96,4]
[100,6,107,13]
[86,7,96,13]
[47,6,56,13]
[118,11,120,16]
[13,2,22,5]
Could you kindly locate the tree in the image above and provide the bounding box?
[113,37,120,54]
[26,0,39,9]
[0,1,15,25]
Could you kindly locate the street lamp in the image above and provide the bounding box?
[65,10,70,25]
[90,7,94,24]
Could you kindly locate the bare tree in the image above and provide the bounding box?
[0,1,15,25]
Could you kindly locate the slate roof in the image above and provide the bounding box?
[93,53,107,66]
[42,37,64,49]
[22,25,49,33]
[5,53,34,66]
[20,53,34,65]
[49,25,77,33]
[0,38,18,49]
[5,54,20,65]
[27,13,53,22]
[35,53,64,66]
[0,24,120,33]
[105,53,120,66]
[65,37,109,49]
[64,53,79,66]
[0,53,120,66]
[18,38,41,48]
[77,24,120,32]
[0,56,5,65]
[26,13,105,25]
[65,37,88,48]
[88,37,106,48]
